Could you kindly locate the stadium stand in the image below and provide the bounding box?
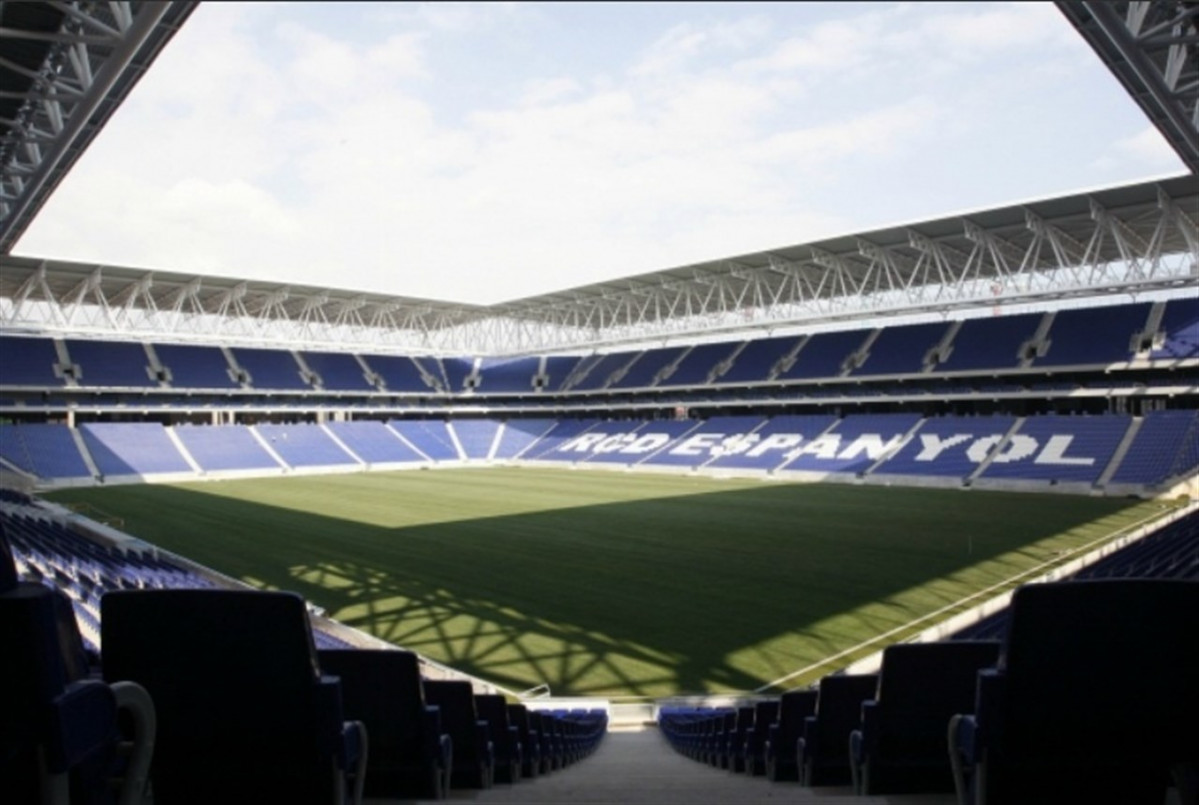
[851,321,951,377]
[64,339,159,389]
[875,414,1019,481]
[0,334,66,386]
[154,342,240,389]
[717,333,805,385]
[388,419,460,460]
[666,341,741,387]
[780,412,922,475]
[566,351,637,392]
[934,312,1045,373]
[609,346,687,389]
[78,422,192,477]
[1109,409,1199,487]
[1031,302,1151,368]
[255,422,359,468]
[300,350,377,392]
[228,346,311,390]
[361,353,439,393]
[1150,295,1199,361]
[539,355,585,392]
[452,418,502,459]
[324,420,427,464]
[777,328,873,380]
[0,423,93,480]
[441,356,474,393]
[978,413,1130,486]
[172,423,281,472]
[476,355,542,393]
[493,418,558,459]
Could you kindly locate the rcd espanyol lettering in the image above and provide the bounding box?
[560,429,1097,466]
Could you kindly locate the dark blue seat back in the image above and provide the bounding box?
[101,589,344,805]
[857,640,1000,793]
[423,679,494,788]
[978,579,1199,804]
[800,673,878,785]
[317,648,447,799]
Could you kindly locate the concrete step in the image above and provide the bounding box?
[370,726,957,805]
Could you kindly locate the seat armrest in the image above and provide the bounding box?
[859,700,880,753]
[972,668,1005,751]
[48,679,118,771]
[422,705,448,764]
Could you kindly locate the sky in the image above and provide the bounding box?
[13,1,1187,306]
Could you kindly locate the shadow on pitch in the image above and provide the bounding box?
[53,479,1143,697]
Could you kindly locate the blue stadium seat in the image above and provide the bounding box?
[506,703,543,778]
[743,699,780,776]
[475,693,524,784]
[765,689,818,781]
[849,641,1000,794]
[949,579,1199,805]
[316,648,452,800]
[797,673,878,786]
[101,589,366,805]
[422,679,495,789]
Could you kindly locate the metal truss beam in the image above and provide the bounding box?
[1,179,1196,355]
[0,1,198,253]
[1058,1,1199,173]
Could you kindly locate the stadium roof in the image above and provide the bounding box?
[2,173,1195,354]
[0,1,1196,355]
[0,1,198,253]
[1057,0,1199,175]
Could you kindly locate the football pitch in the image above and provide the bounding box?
[45,468,1170,698]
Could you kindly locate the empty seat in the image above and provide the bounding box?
[475,693,523,784]
[422,679,495,789]
[797,673,878,786]
[743,699,780,776]
[317,648,452,800]
[101,589,366,805]
[765,689,818,781]
[949,580,1199,805]
[850,641,1000,794]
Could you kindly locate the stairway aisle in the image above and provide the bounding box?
[384,726,956,805]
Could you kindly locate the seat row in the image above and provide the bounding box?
[660,578,1197,804]
[1,530,606,804]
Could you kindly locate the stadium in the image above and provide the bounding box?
[1,2,1196,804]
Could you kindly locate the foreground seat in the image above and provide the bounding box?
[101,589,366,805]
[949,579,1199,805]
[318,648,452,799]
[1,531,155,805]
[850,640,1000,794]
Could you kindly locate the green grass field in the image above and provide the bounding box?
[45,468,1171,698]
